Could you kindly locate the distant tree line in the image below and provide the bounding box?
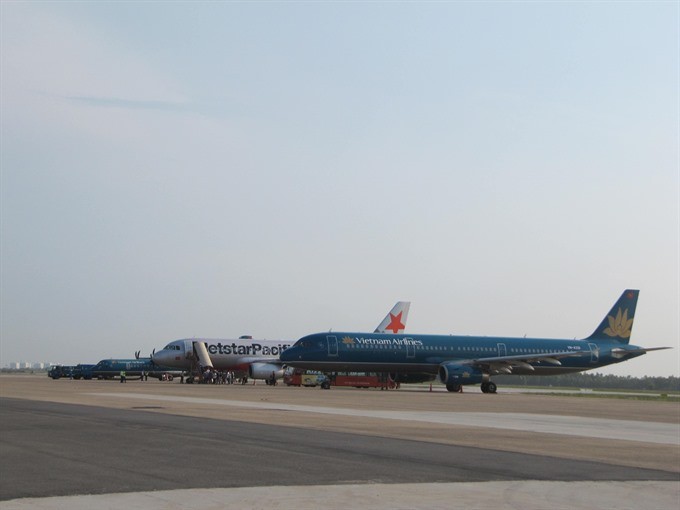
[493,372,679,392]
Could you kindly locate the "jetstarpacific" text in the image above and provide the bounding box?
[207,343,291,356]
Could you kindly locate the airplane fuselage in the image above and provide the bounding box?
[152,338,292,374]
[281,332,646,376]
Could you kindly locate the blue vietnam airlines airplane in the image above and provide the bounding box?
[280,290,670,393]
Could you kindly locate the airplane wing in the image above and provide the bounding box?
[451,346,671,373]
[468,350,587,374]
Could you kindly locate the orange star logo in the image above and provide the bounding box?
[342,336,355,344]
[385,311,405,334]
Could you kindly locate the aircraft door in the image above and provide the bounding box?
[184,340,194,360]
[497,343,507,357]
[327,335,338,357]
[588,343,599,363]
[405,338,415,359]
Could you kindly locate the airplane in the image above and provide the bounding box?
[150,301,411,382]
[48,364,95,380]
[280,290,670,393]
[87,358,183,380]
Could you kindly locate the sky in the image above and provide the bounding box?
[1,1,678,378]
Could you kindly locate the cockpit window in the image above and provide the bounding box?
[296,339,322,349]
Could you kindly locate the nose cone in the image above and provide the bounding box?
[280,346,296,362]
[150,350,163,364]
[151,349,178,367]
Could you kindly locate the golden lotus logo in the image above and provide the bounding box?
[604,307,633,338]
[342,336,355,345]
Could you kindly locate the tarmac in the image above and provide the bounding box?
[1,375,679,509]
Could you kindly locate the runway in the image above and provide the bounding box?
[2,482,677,510]
[95,391,680,445]
[0,376,678,509]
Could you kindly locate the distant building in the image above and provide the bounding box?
[3,361,55,370]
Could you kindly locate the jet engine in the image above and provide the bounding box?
[438,363,486,391]
[248,363,284,380]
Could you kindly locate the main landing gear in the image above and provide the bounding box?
[445,381,498,393]
[480,381,497,394]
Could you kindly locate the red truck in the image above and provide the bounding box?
[284,369,394,389]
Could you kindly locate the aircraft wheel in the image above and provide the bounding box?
[487,382,497,394]
[446,383,461,393]
[481,382,489,393]
[321,381,331,390]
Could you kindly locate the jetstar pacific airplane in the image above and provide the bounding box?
[150,301,410,381]
[280,290,670,393]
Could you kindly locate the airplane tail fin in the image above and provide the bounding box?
[585,289,639,344]
[375,301,411,334]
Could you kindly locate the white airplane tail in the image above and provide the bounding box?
[374,301,410,334]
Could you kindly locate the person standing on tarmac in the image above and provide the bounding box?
[120,370,126,383]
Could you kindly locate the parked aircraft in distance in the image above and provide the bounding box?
[48,364,95,379]
[89,358,183,380]
[280,290,670,393]
[150,301,411,381]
